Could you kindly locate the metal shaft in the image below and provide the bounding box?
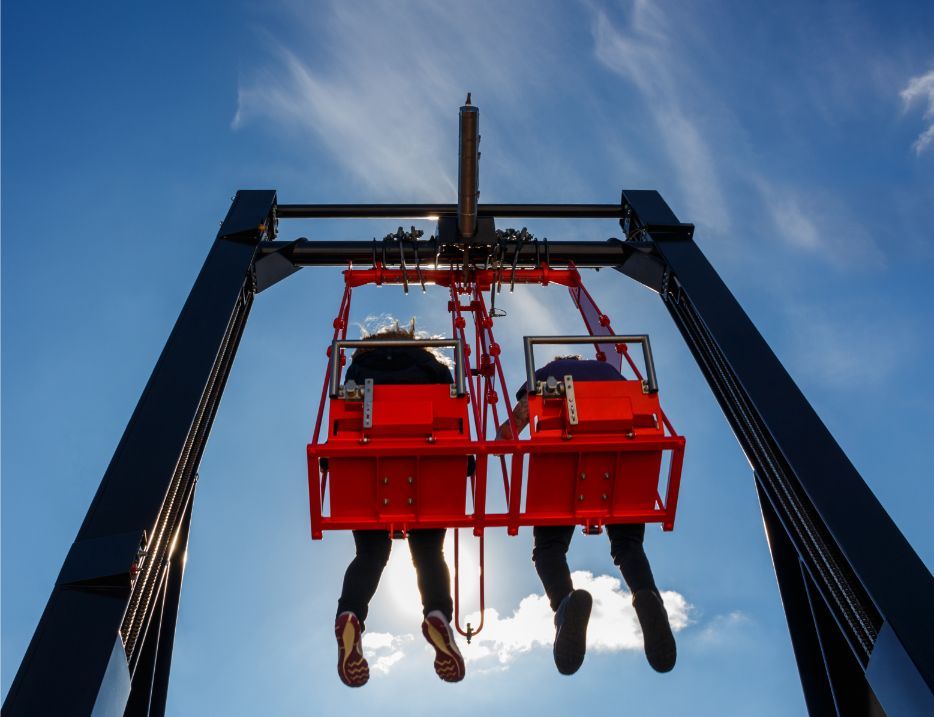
[457,98,479,238]
[275,203,623,219]
[257,238,648,267]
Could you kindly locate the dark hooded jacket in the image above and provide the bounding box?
[345,345,453,386]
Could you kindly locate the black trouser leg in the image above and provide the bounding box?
[336,530,392,629]
[532,526,575,612]
[607,523,657,594]
[408,529,453,622]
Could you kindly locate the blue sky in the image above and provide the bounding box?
[3,1,933,714]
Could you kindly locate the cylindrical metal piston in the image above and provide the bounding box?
[457,97,479,239]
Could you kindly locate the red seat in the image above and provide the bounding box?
[518,380,684,531]
[308,384,476,538]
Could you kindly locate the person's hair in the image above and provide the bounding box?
[354,317,453,367]
[552,354,584,361]
[360,318,417,341]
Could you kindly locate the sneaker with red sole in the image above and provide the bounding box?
[335,612,369,687]
[421,611,466,683]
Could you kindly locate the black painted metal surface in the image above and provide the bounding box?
[629,190,934,715]
[256,237,657,268]
[275,202,624,219]
[2,191,276,717]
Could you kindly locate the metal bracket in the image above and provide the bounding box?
[340,380,365,400]
[56,530,148,588]
[253,239,301,293]
[564,375,579,426]
[363,379,374,429]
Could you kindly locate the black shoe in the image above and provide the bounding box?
[553,589,592,675]
[632,589,676,673]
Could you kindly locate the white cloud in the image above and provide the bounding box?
[360,571,712,676]
[901,69,934,154]
[364,632,416,676]
[460,571,691,669]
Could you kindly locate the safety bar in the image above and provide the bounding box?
[328,338,467,398]
[523,335,658,394]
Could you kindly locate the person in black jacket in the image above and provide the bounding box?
[497,356,676,677]
[334,321,466,688]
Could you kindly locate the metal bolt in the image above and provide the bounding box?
[580,473,586,481]
[383,477,389,484]
[579,494,585,502]
[601,493,608,500]
[382,498,390,506]
[407,476,414,484]
[603,472,610,480]
[407,498,414,505]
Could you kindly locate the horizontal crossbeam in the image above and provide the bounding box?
[276,203,624,219]
[257,238,660,269]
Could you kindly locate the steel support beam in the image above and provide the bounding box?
[628,190,934,715]
[144,480,196,717]
[2,191,275,716]
[256,237,660,270]
[757,478,840,715]
[275,202,624,219]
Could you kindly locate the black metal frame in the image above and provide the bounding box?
[4,190,932,716]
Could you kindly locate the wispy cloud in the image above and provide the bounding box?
[587,2,890,273]
[233,1,561,201]
[233,41,455,200]
[591,3,731,235]
[753,177,884,268]
[782,300,916,391]
[901,69,934,154]
[695,610,752,646]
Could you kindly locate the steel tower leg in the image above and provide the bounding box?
[2,191,276,717]
[618,190,934,716]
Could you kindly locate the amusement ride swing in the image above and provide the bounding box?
[6,96,933,717]
[306,259,685,641]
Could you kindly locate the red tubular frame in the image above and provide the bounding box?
[307,264,686,638]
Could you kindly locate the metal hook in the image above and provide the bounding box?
[410,226,426,293]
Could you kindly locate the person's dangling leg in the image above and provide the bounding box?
[408,529,453,621]
[337,530,392,625]
[607,523,656,593]
[335,530,392,687]
[408,529,464,683]
[533,525,591,675]
[532,525,575,610]
[607,523,675,673]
